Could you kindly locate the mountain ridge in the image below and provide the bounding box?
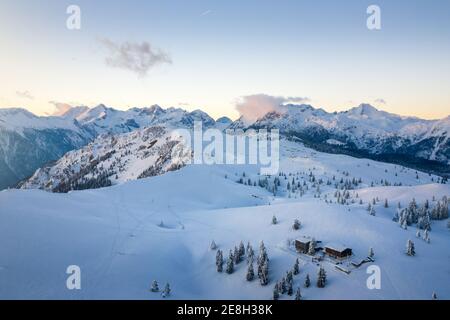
[1,102,449,190]
[236,103,450,172]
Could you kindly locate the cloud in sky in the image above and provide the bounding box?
[200,10,212,16]
[99,38,172,77]
[16,90,34,100]
[374,98,386,104]
[49,101,73,116]
[236,94,310,123]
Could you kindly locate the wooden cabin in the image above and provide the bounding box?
[324,243,352,259]
[295,237,312,254]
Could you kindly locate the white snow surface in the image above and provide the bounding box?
[1,140,449,300]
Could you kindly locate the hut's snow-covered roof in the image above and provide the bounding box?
[324,243,351,252]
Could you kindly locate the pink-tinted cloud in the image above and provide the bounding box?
[236,94,310,123]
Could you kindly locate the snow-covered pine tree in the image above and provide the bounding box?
[409,198,418,217]
[238,241,245,259]
[442,196,449,219]
[308,238,316,256]
[287,279,293,296]
[273,284,279,300]
[246,241,251,255]
[294,287,302,300]
[292,258,300,275]
[210,240,217,250]
[233,246,240,264]
[436,196,449,220]
[226,250,234,274]
[420,208,432,230]
[293,219,301,230]
[216,249,223,272]
[392,209,400,222]
[275,280,282,294]
[304,274,311,288]
[247,246,254,265]
[286,270,293,283]
[162,283,171,298]
[432,292,437,300]
[150,280,159,292]
[280,277,287,294]
[257,259,262,279]
[258,241,268,263]
[259,260,269,286]
[406,239,415,256]
[430,204,438,220]
[246,261,255,281]
[402,219,408,230]
[274,281,280,293]
[257,242,267,280]
[369,247,374,258]
[384,199,389,208]
[316,266,327,288]
[272,215,278,225]
[423,229,430,243]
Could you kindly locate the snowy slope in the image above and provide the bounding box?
[20,126,191,192]
[1,141,449,300]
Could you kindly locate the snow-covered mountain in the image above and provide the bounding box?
[20,126,191,192]
[72,104,216,136]
[0,108,92,190]
[0,105,216,190]
[234,104,450,173]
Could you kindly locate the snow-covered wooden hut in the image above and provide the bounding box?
[324,243,352,259]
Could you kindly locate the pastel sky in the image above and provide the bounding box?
[0,0,449,120]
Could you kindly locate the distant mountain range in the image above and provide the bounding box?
[233,104,450,174]
[1,103,449,190]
